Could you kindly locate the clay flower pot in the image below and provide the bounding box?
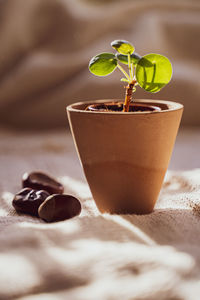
[67,99,183,214]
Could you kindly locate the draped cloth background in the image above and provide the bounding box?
[0,0,199,129]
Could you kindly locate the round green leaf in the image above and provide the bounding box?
[89,53,117,76]
[116,53,141,65]
[111,40,135,55]
[135,54,173,93]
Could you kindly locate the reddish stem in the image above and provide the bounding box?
[123,80,136,112]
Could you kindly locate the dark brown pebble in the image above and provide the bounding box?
[12,188,50,216]
[38,194,81,222]
[22,172,64,195]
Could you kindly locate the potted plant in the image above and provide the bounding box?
[67,40,183,214]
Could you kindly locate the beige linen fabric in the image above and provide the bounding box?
[0,129,200,299]
[0,0,199,129]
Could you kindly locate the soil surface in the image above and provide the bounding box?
[86,102,161,112]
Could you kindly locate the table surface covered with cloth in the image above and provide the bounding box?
[0,128,200,300]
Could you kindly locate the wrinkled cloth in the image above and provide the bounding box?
[0,129,200,300]
[0,0,199,129]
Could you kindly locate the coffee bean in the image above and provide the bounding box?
[38,194,81,222]
[12,188,50,216]
[22,172,64,195]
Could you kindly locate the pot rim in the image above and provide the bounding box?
[67,99,183,115]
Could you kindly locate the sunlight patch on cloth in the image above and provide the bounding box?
[0,253,41,293]
[59,176,92,200]
[18,218,80,233]
[104,214,156,246]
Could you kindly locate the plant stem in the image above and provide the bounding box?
[131,63,134,79]
[128,54,133,81]
[117,64,130,81]
[123,79,137,112]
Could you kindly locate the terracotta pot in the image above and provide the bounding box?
[67,99,183,214]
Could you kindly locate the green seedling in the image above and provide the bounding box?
[89,40,173,112]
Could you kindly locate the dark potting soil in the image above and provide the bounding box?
[86,102,161,112]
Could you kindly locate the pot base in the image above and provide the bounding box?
[84,161,165,215]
